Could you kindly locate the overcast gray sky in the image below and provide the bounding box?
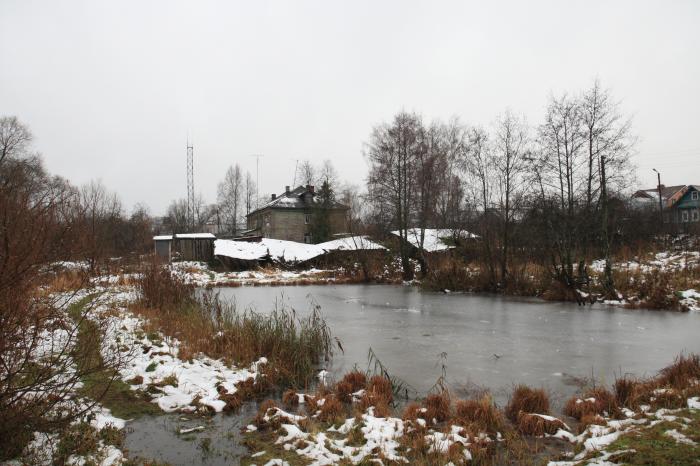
[1,0,698,214]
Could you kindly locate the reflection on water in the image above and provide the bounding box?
[124,402,257,466]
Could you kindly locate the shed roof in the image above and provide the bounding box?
[153,233,216,241]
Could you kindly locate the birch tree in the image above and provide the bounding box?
[217,164,243,234]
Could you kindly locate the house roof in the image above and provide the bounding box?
[633,185,687,201]
[247,185,348,217]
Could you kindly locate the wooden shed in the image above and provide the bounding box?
[153,233,216,262]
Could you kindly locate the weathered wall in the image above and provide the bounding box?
[246,208,348,242]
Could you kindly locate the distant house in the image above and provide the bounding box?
[245,185,349,243]
[632,184,700,224]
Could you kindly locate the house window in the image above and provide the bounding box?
[692,191,699,200]
[304,233,312,244]
[682,210,689,222]
[304,214,311,225]
[693,209,699,222]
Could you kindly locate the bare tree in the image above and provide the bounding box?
[0,127,127,459]
[581,80,635,295]
[166,198,189,233]
[0,116,33,166]
[535,92,589,288]
[318,159,339,187]
[79,180,123,273]
[366,111,424,280]
[217,164,243,234]
[299,160,316,186]
[461,126,499,285]
[492,110,529,284]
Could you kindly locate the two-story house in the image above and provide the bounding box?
[245,185,349,243]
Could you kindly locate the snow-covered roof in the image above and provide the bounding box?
[214,238,324,263]
[389,228,478,252]
[175,233,216,239]
[248,185,348,217]
[215,235,386,263]
[317,235,387,252]
[154,233,216,241]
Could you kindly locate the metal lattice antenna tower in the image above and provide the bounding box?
[186,141,195,229]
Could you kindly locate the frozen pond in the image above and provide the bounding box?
[215,284,700,405]
[124,284,700,465]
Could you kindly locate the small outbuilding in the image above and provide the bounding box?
[153,233,216,262]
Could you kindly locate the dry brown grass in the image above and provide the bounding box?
[563,386,619,420]
[282,389,299,408]
[334,370,367,403]
[505,385,549,422]
[253,399,279,430]
[454,394,504,434]
[424,392,451,423]
[341,370,368,392]
[318,395,345,423]
[658,353,700,388]
[366,375,393,404]
[401,402,424,422]
[614,376,639,409]
[132,262,334,390]
[516,413,567,436]
[335,381,354,403]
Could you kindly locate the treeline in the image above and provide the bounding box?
[364,80,664,294]
[0,116,154,276]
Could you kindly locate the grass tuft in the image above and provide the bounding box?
[505,385,549,422]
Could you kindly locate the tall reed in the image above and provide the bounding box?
[134,261,335,388]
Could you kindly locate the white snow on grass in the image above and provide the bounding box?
[664,428,697,445]
[90,287,265,413]
[171,260,335,287]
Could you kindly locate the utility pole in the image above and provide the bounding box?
[250,154,263,208]
[186,140,195,230]
[653,168,663,222]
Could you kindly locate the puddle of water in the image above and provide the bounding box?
[124,402,257,466]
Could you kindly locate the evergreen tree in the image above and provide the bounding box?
[311,180,333,243]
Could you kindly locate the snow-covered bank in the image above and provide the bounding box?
[5,278,270,465]
[170,261,341,287]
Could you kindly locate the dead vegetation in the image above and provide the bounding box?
[132,260,336,394]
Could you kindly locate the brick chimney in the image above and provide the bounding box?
[285,186,290,194]
[307,184,315,193]
[271,193,276,200]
